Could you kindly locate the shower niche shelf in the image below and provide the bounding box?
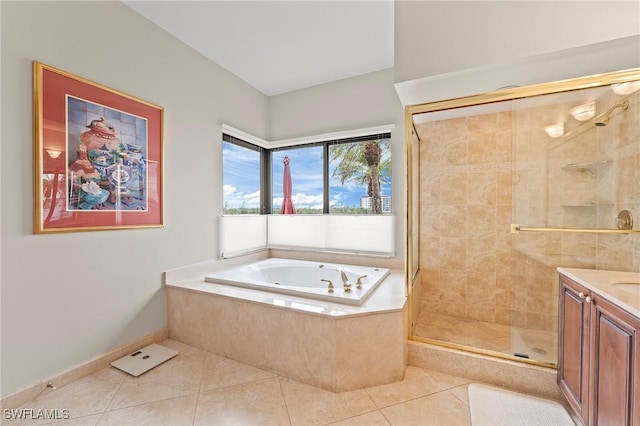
[562,158,612,171]
[560,203,614,207]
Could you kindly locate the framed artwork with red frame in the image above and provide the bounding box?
[33,61,164,233]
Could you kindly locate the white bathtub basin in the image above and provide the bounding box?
[204,258,389,306]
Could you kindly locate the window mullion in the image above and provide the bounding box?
[323,144,329,214]
[261,149,272,214]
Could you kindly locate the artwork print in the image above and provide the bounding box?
[67,97,148,211]
[33,61,163,233]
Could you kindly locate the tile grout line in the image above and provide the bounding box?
[378,408,393,426]
[342,386,386,425]
[199,374,280,396]
[449,384,471,407]
[98,371,127,423]
[376,387,467,411]
[276,376,294,426]
[96,393,203,425]
[191,351,208,426]
[363,388,384,411]
[321,408,386,426]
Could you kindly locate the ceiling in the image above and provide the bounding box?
[122,1,394,96]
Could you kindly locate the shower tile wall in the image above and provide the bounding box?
[414,88,640,346]
[592,90,640,272]
[517,89,640,274]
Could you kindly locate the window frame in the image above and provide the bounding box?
[223,132,391,215]
[222,134,264,214]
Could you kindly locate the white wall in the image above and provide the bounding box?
[394,1,640,84]
[395,36,640,107]
[268,69,406,259]
[1,1,268,396]
[269,69,401,140]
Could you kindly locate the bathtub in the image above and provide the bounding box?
[204,258,389,306]
[167,256,406,391]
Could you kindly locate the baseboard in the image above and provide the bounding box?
[1,328,169,410]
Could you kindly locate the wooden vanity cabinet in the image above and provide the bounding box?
[558,273,640,426]
[558,274,591,423]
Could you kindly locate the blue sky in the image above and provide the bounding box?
[222,142,391,211]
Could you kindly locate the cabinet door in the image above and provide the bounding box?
[558,275,591,424]
[590,295,640,426]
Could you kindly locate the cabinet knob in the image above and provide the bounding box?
[578,292,592,303]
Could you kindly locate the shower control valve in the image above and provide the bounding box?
[615,210,633,231]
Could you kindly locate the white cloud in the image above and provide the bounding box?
[223,184,237,196]
[224,185,260,208]
[292,193,323,205]
[223,143,260,163]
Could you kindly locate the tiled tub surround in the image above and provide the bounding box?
[165,254,407,393]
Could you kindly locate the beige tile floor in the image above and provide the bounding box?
[5,339,476,426]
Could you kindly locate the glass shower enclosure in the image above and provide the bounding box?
[406,69,640,366]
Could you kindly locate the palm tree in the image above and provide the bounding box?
[330,139,391,214]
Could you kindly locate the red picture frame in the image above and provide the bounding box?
[33,61,164,233]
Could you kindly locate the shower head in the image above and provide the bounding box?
[594,99,629,127]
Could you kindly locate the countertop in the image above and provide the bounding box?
[558,268,640,318]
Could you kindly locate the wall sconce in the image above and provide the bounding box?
[544,123,564,138]
[612,80,640,95]
[46,149,62,159]
[569,102,596,121]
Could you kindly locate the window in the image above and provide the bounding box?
[329,138,391,214]
[222,132,391,215]
[222,136,261,214]
[272,146,324,214]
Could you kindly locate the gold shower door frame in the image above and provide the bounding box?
[404,68,640,368]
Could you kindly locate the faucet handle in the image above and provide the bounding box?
[355,275,367,289]
[321,279,334,293]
